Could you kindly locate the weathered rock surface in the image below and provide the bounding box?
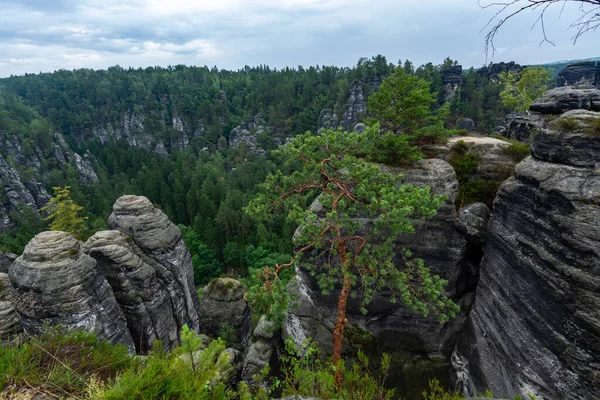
[339,78,381,132]
[530,86,600,114]
[0,272,22,342]
[285,159,475,362]
[453,130,600,399]
[198,278,251,351]
[107,195,201,335]
[242,315,278,385]
[457,118,475,132]
[455,203,491,245]
[73,151,99,184]
[556,61,599,88]
[90,110,153,150]
[531,110,600,169]
[83,230,183,352]
[229,115,268,156]
[445,136,519,182]
[505,113,544,142]
[0,252,17,274]
[443,65,464,102]
[9,231,135,350]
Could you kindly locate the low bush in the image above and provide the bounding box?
[503,140,530,162]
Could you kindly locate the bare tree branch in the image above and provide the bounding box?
[480,0,600,58]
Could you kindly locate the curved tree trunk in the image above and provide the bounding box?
[332,240,351,389]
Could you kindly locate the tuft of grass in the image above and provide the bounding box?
[0,327,135,399]
[585,117,600,136]
[553,117,580,132]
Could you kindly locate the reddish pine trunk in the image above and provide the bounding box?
[332,240,351,389]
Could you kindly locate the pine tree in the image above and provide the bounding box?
[41,186,87,237]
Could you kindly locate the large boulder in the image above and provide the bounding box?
[0,272,22,342]
[83,230,185,352]
[455,202,491,245]
[284,159,474,362]
[107,195,201,334]
[9,231,135,350]
[531,110,600,168]
[198,278,251,351]
[505,114,544,142]
[529,86,600,114]
[453,125,600,398]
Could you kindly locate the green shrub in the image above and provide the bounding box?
[457,179,502,208]
[586,117,600,136]
[489,133,509,142]
[422,378,464,400]
[503,140,530,162]
[218,323,237,349]
[365,130,424,166]
[449,151,480,183]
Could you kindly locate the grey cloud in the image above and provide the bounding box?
[0,0,597,77]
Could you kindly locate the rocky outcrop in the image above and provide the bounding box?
[284,159,476,364]
[107,195,201,335]
[90,110,153,150]
[443,65,465,102]
[339,78,381,132]
[198,278,251,351]
[83,230,184,352]
[73,151,99,184]
[444,136,519,182]
[0,252,17,274]
[0,152,50,232]
[505,114,544,142]
[453,111,600,399]
[455,203,491,245]
[229,115,269,156]
[556,61,599,88]
[0,272,22,342]
[9,231,135,350]
[530,86,600,114]
[242,315,278,385]
[477,62,522,80]
[457,118,475,132]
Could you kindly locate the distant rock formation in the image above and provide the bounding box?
[453,95,600,399]
[442,65,465,102]
[242,315,279,385]
[9,231,135,351]
[477,62,523,80]
[556,61,599,87]
[229,115,269,156]
[198,277,251,351]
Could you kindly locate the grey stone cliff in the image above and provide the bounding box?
[453,111,600,399]
[0,272,22,342]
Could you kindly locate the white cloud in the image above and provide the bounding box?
[0,0,597,77]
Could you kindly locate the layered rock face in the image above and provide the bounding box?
[107,195,201,337]
[445,136,517,182]
[83,230,183,352]
[0,272,22,342]
[242,315,278,385]
[453,111,600,399]
[556,61,599,87]
[285,159,476,362]
[198,278,251,351]
[0,252,17,274]
[9,231,135,350]
[530,86,600,114]
[229,115,270,156]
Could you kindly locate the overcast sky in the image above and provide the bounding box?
[0,0,598,77]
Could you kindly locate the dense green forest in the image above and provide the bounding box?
[0,55,537,281]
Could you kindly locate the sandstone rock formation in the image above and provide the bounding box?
[477,62,522,80]
[453,111,600,399]
[198,277,251,351]
[0,252,17,274]
[107,195,201,337]
[530,86,600,114]
[83,230,184,352]
[73,151,99,184]
[229,115,269,156]
[0,272,22,342]
[284,159,476,364]
[242,315,278,385]
[556,61,599,88]
[442,65,465,102]
[505,114,544,142]
[9,231,135,350]
[455,203,491,246]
